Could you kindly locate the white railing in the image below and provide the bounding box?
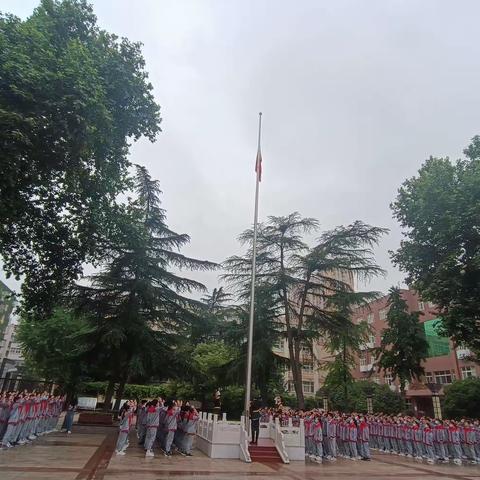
[360,342,374,350]
[360,364,373,372]
[239,416,252,463]
[77,397,97,410]
[456,348,471,359]
[272,417,290,463]
[197,411,250,461]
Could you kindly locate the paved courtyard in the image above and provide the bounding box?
[1,425,480,480]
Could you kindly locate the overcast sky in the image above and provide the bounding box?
[2,0,480,297]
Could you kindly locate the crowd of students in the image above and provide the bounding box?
[114,398,199,458]
[0,391,65,449]
[260,407,480,466]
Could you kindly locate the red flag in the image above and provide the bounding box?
[255,149,262,182]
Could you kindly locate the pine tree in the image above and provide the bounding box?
[376,287,429,396]
[323,290,377,407]
[224,213,386,408]
[74,165,216,408]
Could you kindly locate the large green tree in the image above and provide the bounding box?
[376,287,429,396]
[17,308,95,397]
[443,378,480,419]
[73,166,216,408]
[323,290,377,404]
[224,213,386,408]
[391,136,480,358]
[222,284,287,403]
[0,0,161,317]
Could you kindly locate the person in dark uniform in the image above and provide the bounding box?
[250,399,261,444]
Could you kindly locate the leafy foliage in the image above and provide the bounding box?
[72,166,216,399]
[17,308,95,394]
[222,285,287,403]
[443,378,480,419]
[323,290,378,404]
[224,212,386,408]
[321,381,404,414]
[376,287,429,395]
[0,0,161,316]
[392,136,480,358]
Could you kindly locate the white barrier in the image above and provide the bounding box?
[77,397,97,410]
[196,412,244,459]
[239,416,252,463]
[273,418,305,461]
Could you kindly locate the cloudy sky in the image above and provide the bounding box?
[2,0,480,297]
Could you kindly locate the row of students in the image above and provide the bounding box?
[260,407,480,466]
[302,412,371,463]
[115,398,199,458]
[0,391,65,449]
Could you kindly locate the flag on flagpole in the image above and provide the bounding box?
[255,149,262,182]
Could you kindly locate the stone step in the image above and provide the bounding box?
[249,445,283,462]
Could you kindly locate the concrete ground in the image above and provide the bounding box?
[1,425,480,480]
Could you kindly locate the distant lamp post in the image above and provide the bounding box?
[426,382,442,419]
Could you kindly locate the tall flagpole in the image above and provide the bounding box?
[244,112,262,424]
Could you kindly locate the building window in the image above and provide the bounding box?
[287,381,295,393]
[434,370,455,385]
[425,372,433,383]
[461,366,477,379]
[418,301,425,311]
[385,373,393,385]
[372,376,380,384]
[273,339,283,350]
[302,381,314,394]
[379,308,388,320]
[405,399,412,410]
[368,334,375,345]
[359,352,367,366]
[302,363,313,372]
[367,313,374,324]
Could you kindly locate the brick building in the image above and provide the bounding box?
[351,289,479,415]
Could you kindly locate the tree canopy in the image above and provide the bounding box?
[0,0,161,316]
[392,136,480,358]
[443,378,480,419]
[376,287,429,395]
[224,212,386,408]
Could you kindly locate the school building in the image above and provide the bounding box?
[351,289,479,415]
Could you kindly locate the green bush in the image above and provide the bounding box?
[78,381,197,401]
[221,385,245,419]
[319,381,404,414]
[444,378,480,419]
[79,382,107,396]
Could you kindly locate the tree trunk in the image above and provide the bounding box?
[113,377,127,416]
[103,379,115,412]
[343,340,348,402]
[293,338,305,409]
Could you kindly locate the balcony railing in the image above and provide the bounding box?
[359,341,375,350]
[360,364,373,372]
[456,348,471,359]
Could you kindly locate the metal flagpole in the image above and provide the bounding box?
[244,112,262,426]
